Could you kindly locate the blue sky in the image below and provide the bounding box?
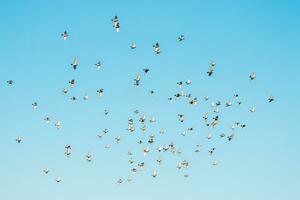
[0,0,300,199]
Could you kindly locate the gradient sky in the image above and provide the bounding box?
[1,0,300,200]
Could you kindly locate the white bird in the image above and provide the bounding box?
[83,94,89,100]
[151,170,158,178]
[143,147,150,156]
[250,106,256,113]
[55,121,61,129]
[207,133,213,140]
[212,160,219,166]
[130,42,137,49]
[55,176,62,183]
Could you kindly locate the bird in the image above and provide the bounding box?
[112,16,120,32]
[151,170,158,178]
[178,34,185,42]
[55,176,62,183]
[69,79,75,88]
[268,95,275,103]
[43,167,49,174]
[7,80,13,85]
[62,88,68,94]
[95,61,101,70]
[97,88,104,97]
[212,160,219,166]
[55,121,62,129]
[134,75,141,88]
[61,31,68,40]
[16,135,22,143]
[32,102,38,110]
[207,61,216,76]
[86,151,92,162]
[130,42,137,49]
[153,42,161,54]
[143,68,150,74]
[65,145,71,157]
[44,117,50,124]
[117,178,123,185]
[70,57,78,70]
[186,79,191,85]
[250,106,256,113]
[249,72,256,80]
[83,94,89,100]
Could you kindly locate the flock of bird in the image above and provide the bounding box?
[7,15,275,185]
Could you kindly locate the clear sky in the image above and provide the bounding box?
[1,0,300,200]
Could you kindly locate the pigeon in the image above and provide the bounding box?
[69,79,75,88]
[117,178,123,185]
[55,176,62,183]
[86,151,92,162]
[83,94,89,100]
[212,160,219,166]
[207,61,216,76]
[115,135,121,144]
[186,79,191,85]
[32,102,38,110]
[7,80,13,86]
[130,42,137,49]
[43,167,49,174]
[207,133,213,140]
[268,95,275,103]
[151,170,158,178]
[226,101,232,107]
[95,61,101,70]
[61,31,68,40]
[177,81,183,88]
[44,117,50,124]
[178,34,185,42]
[143,68,150,74]
[250,106,256,113]
[178,114,185,122]
[153,42,161,54]
[134,75,141,88]
[71,57,78,70]
[55,121,62,129]
[249,72,256,80]
[16,135,22,143]
[97,88,104,97]
[62,88,68,94]
[143,147,150,156]
[65,145,71,157]
[112,16,120,32]
[70,96,76,102]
